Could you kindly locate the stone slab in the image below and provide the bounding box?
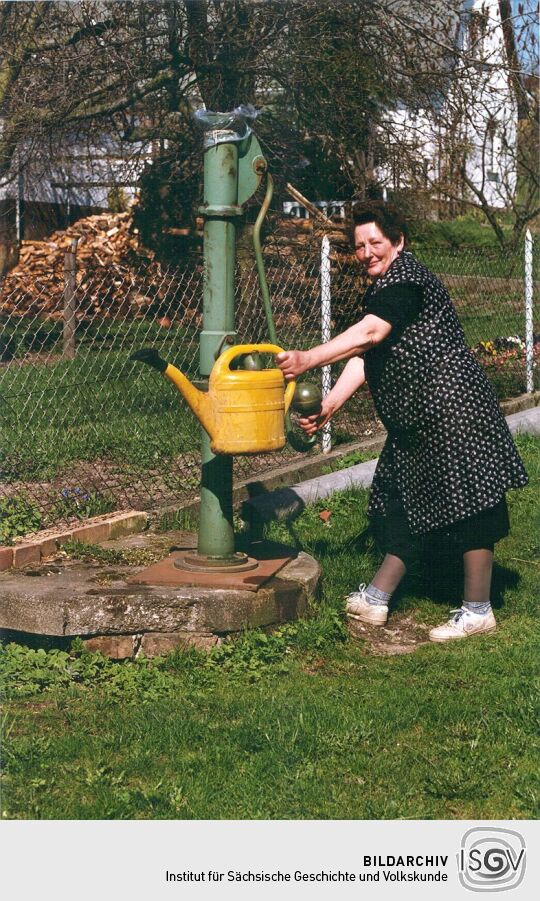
[140,631,221,655]
[108,512,149,539]
[39,536,64,558]
[82,635,135,659]
[0,552,320,638]
[70,523,111,545]
[506,405,540,436]
[0,547,13,569]
[12,543,41,568]
[500,390,540,416]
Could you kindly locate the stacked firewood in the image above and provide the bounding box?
[0,213,160,318]
[0,206,357,323]
[266,215,363,331]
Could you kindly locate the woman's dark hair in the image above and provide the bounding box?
[351,200,409,246]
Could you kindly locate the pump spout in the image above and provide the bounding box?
[130,348,214,438]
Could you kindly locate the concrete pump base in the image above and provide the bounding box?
[0,534,321,658]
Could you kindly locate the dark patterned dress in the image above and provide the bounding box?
[361,251,528,550]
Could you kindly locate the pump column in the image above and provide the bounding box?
[197,132,242,562]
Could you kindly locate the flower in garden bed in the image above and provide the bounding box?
[473,335,540,365]
[52,487,115,522]
[471,335,540,397]
[477,340,497,356]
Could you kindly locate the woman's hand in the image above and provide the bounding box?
[296,397,335,436]
[294,356,365,436]
[275,349,311,380]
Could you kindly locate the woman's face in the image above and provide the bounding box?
[354,222,404,278]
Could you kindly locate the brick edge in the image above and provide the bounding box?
[0,511,149,571]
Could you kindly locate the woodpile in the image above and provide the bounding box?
[0,207,357,325]
[0,212,165,319]
[269,214,356,273]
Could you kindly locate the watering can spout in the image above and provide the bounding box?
[130,347,214,436]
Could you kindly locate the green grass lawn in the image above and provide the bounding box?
[0,322,202,482]
[414,246,528,280]
[1,435,538,820]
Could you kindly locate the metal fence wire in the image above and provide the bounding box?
[0,229,538,535]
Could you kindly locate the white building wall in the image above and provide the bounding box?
[0,128,149,209]
[376,0,517,210]
[459,0,517,205]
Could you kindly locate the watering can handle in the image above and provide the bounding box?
[213,343,296,411]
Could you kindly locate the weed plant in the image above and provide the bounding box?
[0,495,42,544]
[321,448,379,474]
[51,489,115,523]
[61,540,162,567]
[1,435,538,820]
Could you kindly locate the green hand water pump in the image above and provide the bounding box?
[132,107,322,570]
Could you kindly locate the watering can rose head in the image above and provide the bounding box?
[130,343,296,455]
[129,347,168,373]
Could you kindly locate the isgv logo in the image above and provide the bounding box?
[458,827,526,893]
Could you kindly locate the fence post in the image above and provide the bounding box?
[16,166,25,243]
[524,229,534,393]
[321,236,332,453]
[63,237,78,359]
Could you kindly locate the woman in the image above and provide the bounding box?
[276,201,528,642]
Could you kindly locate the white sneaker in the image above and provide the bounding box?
[429,608,496,643]
[345,584,388,626]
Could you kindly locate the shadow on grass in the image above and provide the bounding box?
[268,516,522,613]
[243,477,525,618]
[406,554,520,611]
[242,481,307,552]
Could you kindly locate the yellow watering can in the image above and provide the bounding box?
[131,344,296,455]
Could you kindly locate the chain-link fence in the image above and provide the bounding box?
[0,228,538,538]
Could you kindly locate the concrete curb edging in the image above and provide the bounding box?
[505,406,540,437]
[0,511,149,572]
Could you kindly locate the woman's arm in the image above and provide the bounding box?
[276,314,391,380]
[297,356,366,436]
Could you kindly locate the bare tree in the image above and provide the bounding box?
[377,0,539,246]
[0,0,537,271]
